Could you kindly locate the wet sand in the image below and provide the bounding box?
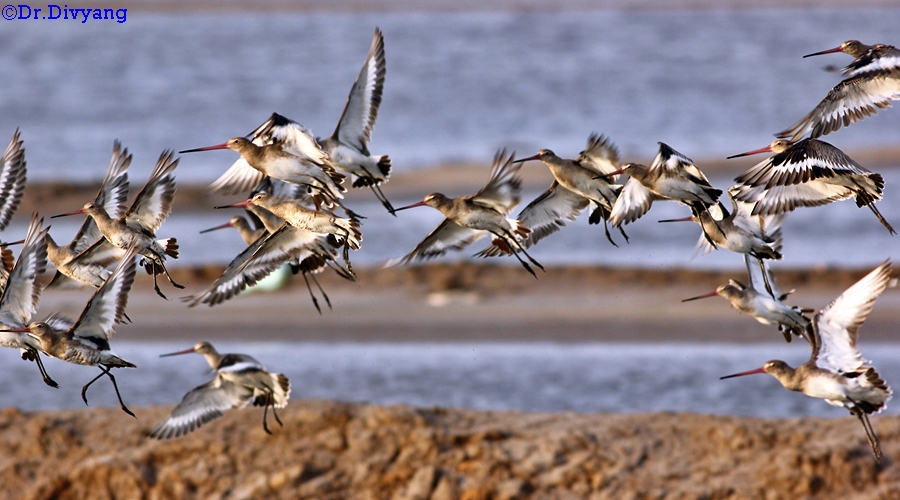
[32,262,899,344]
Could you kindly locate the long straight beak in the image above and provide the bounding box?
[0,326,30,333]
[51,208,86,218]
[179,142,230,154]
[681,290,719,302]
[512,154,541,163]
[595,168,624,179]
[160,347,197,357]
[215,200,253,210]
[393,200,428,211]
[803,45,843,58]
[658,216,695,223]
[726,145,773,159]
[199,222,234,234]
[1,238,25,246]
[720,367,766,380]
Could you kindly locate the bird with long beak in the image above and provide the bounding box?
[607,142,721,227]
[803,40,873,60]
[3,245,140,416]
[46,140,130,289]
[490,134,626,249]
[729,138,893,234]
[391,149,543,277]
[682,255,811,342]
[0,213,56,388]
[53,150,184,298]
[148,341,291,439]
[778,41,900,141]
[720,261,894,462]
[180,113,346,212]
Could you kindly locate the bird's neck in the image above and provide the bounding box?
[201,351,223,370]
[770,364,803,392]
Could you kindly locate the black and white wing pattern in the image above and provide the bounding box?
[67,245,137,346]
[0,129,26,232]
[250,113,334,170]
[470,149,522,215]
[125,150,178,235]
[331,27,386,155]
[391,219,485,265]
[733,139,880,215]
[608,175,664,226]
[184,226,322,307]
[811,261,892,375]
[0,214,47,327]
[147,376,255,439]
[776,74,900,142]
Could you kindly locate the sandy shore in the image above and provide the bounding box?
[32,262,899,344]
[3,401,899,499]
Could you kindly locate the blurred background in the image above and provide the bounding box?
[0,1,897,417]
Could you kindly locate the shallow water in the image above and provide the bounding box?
[2,341,898,419]
[9,168,898,270]
[0,8,898,184]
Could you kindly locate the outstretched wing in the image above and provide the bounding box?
[331,27,386,154]
[471,149,522,215]
[0,129,26,232]
[392,219,485,264]
[608,177,664,226]
[0,214,47,327]
[70,140,131,254]
[480,182,588,257]
[776,75,900,142]
[69,245,138,345]
[147,376,254,440]
[125,150,178,234]
[812,261,892,374]
[184,226,321,307]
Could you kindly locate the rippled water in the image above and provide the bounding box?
[3,341,899,419]
[0,8,898,268]
[0,8,898,184]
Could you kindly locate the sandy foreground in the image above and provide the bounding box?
[9,173,900,498]
[4,401,900,499]
[9,263,900,500]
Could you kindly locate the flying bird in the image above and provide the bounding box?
[148,341,291,439]
[729,138,893,234]
[391,149,543,277]
[319,27,394,214]
[721,261,894,461]
[777,41,900,141]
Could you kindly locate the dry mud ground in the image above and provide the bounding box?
[3,401,900,500]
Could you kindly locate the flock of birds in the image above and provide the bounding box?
[0,31,898,451]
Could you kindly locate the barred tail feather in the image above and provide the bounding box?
[378,155,391,178]
[253,373,291,408]
[158,238,179,259]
